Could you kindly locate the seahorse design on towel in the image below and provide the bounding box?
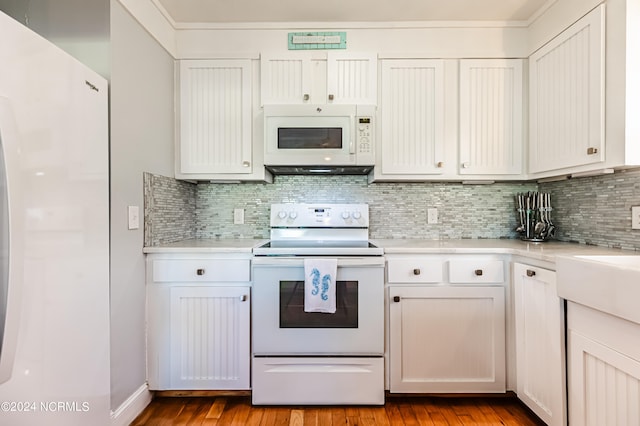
[309,268,332,301]
[310,268,320,295]
[321,274,331,301]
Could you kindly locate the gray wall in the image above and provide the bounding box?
[0,0,110,78]
[110,1,174,411]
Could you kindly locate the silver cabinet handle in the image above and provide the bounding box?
[413,268,421,276]
[240,294,248,302]
[196,268,205,276]
[462,162,470,169]
[303,94,310,101]
[587,147,598,155]
[526,269,536,277]
[328,94,334,101]
[437,162,444,168]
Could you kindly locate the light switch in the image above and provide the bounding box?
[128,206,140,230]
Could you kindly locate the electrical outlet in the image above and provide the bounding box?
[632,206,640,230]
[234,208,245,225]
[427,208,438,224]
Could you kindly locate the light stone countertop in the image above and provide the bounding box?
[143,238,267,254]
[372,239,630,263]
[143,238,633,263]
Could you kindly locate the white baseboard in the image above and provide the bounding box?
[111,383,153,426]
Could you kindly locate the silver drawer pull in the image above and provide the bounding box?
[413,268,421,276]
[240,294,248,302]
[393,296,401,303]
[526,269,536,277]
[196,268,205,276]
[474,269,483,276]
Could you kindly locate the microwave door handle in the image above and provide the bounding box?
[349,115,356,154]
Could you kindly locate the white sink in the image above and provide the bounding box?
[574,255,640,269]
[556,253,640,324]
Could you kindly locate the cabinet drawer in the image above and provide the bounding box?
[449,259,504,283]
[152,259,250,282]
[387,259,444,283]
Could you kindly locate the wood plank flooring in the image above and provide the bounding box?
[131,395,546,425]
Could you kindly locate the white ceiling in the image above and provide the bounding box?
[155,0,553,25]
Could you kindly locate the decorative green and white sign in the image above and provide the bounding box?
[288,32,347,50]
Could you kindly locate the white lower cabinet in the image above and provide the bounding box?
[567,301,640,426]
[513,262,566,426]
[146,254,251,390]
[387,255,506,393]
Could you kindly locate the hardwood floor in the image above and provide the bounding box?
[131,395,546,425]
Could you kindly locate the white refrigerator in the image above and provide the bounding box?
[0,11,111,425]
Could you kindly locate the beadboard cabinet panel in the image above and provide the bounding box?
[260,53,313,105]
[378,59,446,176]
[568,302,640,426]
[169,286,250,390]
[261,52,377,105]
[459,59,523,176]
[514,263,566,426]
[529,5,605,174]
[178,59,253,175]
[326,52,377,105]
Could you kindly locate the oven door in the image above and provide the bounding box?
[252,257,384,356]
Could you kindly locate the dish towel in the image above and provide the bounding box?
[304,258,338,313]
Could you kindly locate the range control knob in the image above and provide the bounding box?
[277,211,287,219]
[352,211,362,220]
[288,211,298,219]
[341,211,351,219]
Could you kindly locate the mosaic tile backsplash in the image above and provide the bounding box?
[539,169,640,251]
[145,170,640,250]
[143,172,197,247]
[144,173,538,244]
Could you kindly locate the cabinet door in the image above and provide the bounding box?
[529,5,605,174]
[169,286,250,389]
[567,302,640,426]
[569,331,640,426]
[513,263,566,426]
[459,59,523,175]
[326,52,377,105]
[179,60,252,174]
[389,285,505,393]
[260,53,313,104]
[380,60,445,175]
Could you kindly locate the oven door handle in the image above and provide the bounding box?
[252,257,385,267]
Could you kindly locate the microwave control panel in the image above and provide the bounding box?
[357,117,373,154]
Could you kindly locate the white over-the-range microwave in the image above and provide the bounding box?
[263,104,375,174]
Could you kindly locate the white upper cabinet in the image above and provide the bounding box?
[376,59,447,177]
[326,52,378,105]
[177,59,254,176]
[459,59,524,176]
[260,52,377,105]
[529,5,605,175]
[176,59,271,182]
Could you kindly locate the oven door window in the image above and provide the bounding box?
[279,280,358,328]
[277,128,342,149]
